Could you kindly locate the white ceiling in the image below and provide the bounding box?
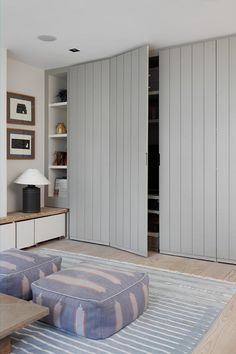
[3,0,236,69]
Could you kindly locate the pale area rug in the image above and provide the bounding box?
[11,249,236,354]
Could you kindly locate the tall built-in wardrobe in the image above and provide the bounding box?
[67,35,236,263]
[160,35,236,263]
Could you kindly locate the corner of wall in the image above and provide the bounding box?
[0,0,7,217]
[0,47,7,217]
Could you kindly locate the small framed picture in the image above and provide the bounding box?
[7,128,35,160]
[7,92,35,125]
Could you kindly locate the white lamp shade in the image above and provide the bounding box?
[14,169,50,186]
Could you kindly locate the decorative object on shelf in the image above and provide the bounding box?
[54,177,67,197]
[56,122,67,134]
[7,128,35,160]
[7,92,35,125]
[53,151,67,166]
[14,169,50,213]
[56,89,67,102]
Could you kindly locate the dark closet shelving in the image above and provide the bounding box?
[148,55,159,252]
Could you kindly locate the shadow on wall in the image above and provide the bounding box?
[8,179,22,212]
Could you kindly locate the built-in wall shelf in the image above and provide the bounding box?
[49,165,67,170]
[49,134,67,138]
[49,102,67,108]
[46,68,68,203]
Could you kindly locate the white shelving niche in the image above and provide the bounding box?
[45,68,68,208]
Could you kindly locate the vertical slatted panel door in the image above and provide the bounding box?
[159,49,170,252]
[109,46,149,256]
[159,41,216,260]
[217,36,236,263]
[68,60,110,244]
[169,47,181,253]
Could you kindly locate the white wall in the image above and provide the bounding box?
[0,0,7,217]
[0,48,7,217]
[7,57,45,212]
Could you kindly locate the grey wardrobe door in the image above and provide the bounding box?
[217,36,236,263]
[68,60,110,244]
[160,41,217,260]
[110,46,148,256]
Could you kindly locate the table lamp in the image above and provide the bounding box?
[14,169,50,213]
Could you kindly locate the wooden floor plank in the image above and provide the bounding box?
[192,293,236,354]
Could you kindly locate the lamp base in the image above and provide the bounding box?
[23,185,40,213]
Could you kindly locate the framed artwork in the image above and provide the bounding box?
[7,128,35,160]
[7,92,35,125]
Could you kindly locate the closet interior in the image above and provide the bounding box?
[148,56,159,252]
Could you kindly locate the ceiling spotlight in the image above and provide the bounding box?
[38,35,57,42]
[69,48,80,53]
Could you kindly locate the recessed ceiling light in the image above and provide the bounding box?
[38,35,57,42]
[69,48,80,53]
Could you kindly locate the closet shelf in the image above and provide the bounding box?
[148,119,159,124]
[49,165,67,170]
[49,134,67,138]
[49,102,67,108]
[148,210,159,215]
[148,195,159,200]
[148,232,159,238]
[149,90,159,96]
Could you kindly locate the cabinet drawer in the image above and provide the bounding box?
[0,223,15,251]
[16,220,34,249]
[35,214,65,243]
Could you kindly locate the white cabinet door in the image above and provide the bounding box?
[0,223,15,251]
[16,220,34,249]
[160,41,217,260]
[217,36,236,263]
[69,59,110,245]
[35,214,65,244]
[109,46,149,256]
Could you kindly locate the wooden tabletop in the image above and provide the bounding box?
[0,207,68,225]
[0,293,49,340]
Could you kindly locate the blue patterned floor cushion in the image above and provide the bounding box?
[32,263,149,339]
[0,248,62,300]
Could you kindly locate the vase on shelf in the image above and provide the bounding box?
[56,122,67,134]
[53,151,67,166]
[56,89,67,102]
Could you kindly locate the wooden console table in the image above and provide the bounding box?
[0,207,68,225]
[0,207,69,251]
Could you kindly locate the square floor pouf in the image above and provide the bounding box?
[0,248,62,300]
[32,263,149,339]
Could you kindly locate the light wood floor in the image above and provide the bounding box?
[35,239,236,354]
